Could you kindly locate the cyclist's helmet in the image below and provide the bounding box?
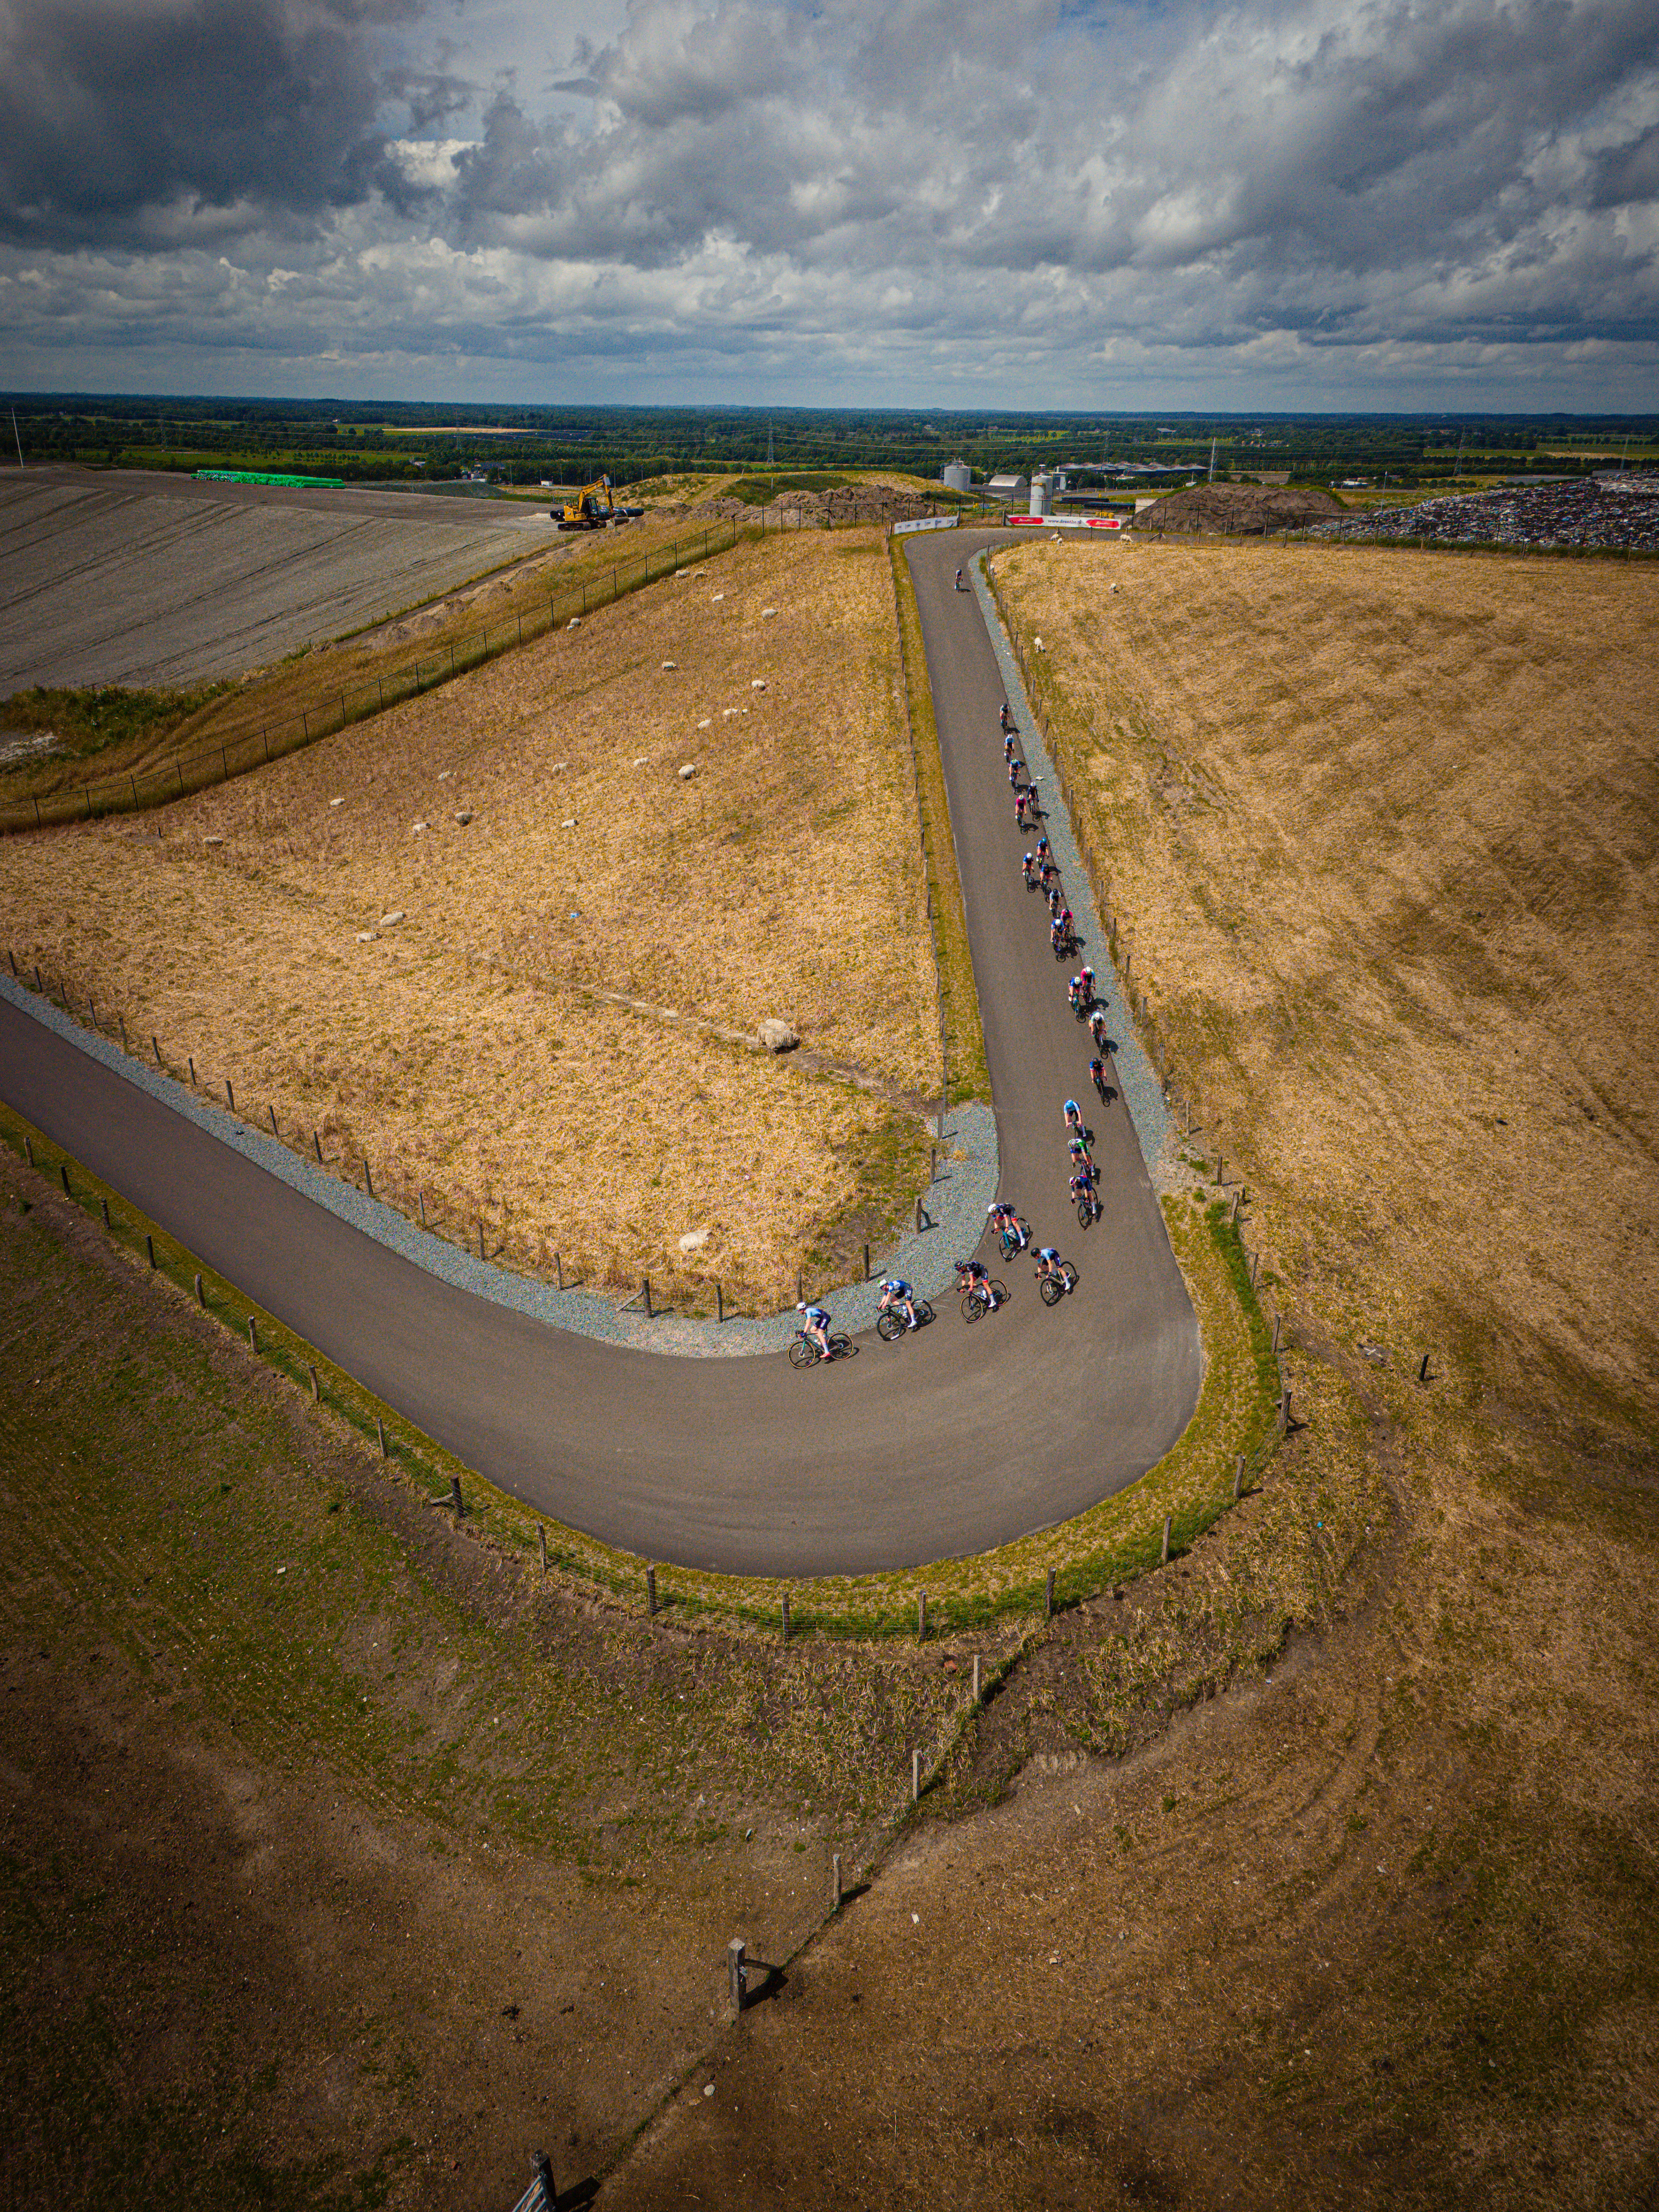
[795,1301,808,1313]
[1065,1098,1079,1116]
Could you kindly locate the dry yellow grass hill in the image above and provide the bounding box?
[2,528,941,1311]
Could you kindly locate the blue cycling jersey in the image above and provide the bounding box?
[1037,1247,1062,1265]
[803,1306,831,1326]
[884,1280,913,1301]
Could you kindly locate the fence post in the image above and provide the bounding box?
[1234,1454,1245,1501]
[781,1592,791,1645]
[308,1363,319,1401]
[1161,1514,1171,1565]
[194,1271,205,1307]
[728,1938,747,2017]
[247,1316,258,1353]
[642,1274,652,1317]
[972,1653,980,1702]
[1045,1567,1055,1618]
[832,1853,842,1911]
[917,1591,927,1640]
[449,1475,464,1518]
[532,2153,556,2209]
[912,1748,921,1803]
[646,1565,657,1616]
[146,1234,156,1269]
[376,1417,387,1457]
[715,1280,723,1323]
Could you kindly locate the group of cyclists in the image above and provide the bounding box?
[792,659,1104,1366]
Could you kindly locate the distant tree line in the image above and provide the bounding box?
[3,396,1654,491]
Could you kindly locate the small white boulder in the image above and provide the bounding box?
[567,616,581,630]
[411,820,428,833]
[634,755,650,767]
[678,763,698,781]
[355,930,378,943]
[761,606,777,618]
[562,816,576,829]
[329,796,345,808]
[202,834,223,846]
[377,910,405,928]
[751,678,767,690]
[454,810,472,826]
[678,1227,710,1253]
[437,769,453,781]
[662,659,677,670]
[757,1017,798,1052]
[711,591,725,602]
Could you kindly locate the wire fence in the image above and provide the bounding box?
[1,516,746,836]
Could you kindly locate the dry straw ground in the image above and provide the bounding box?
[1,527,940,1309]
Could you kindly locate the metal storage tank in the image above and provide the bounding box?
[943,460,972,495]
[1029,471,1053,517]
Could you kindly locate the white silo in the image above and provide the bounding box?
[943,460,972,495]
[1029,471,1053,517]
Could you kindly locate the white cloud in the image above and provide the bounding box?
[0,0,1654,403]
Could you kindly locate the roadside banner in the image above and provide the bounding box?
[1008,512,1124,530]
[893,515,962,535]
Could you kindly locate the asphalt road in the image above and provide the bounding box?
[0,527,1200,1576]
[0,467,552,692]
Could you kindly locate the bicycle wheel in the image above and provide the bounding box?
[961,1290,985,1322]
[1062,1264,1079,1293]
[989,1279,1008,1306]
[1017,1217,1032,1246]
[828,1334,855,1360]
[914,1300,933,1325]
[1077,1199,1093,1229]
[1040,1274,1063,1306]
[788,1335,816,1367]
[877,1309,904,1342]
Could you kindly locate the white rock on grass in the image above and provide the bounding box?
[567,616,581,629]
[751,679,767,690]
[678,1227,710,1253]
[355,930,379,943]
[697,718,712,730]
[761,606,777,618]
[378,910,405,928]
[711,591,725,602]
[329,796,346,808]
[438,769,453,780]
[634,755,650,766]
[678,763,698,781]
[722,707,740,719]
[662,659,677,670]
[562,816,577,828]
[454,810,472,826]
[202,834,223,846]
[757,1017,798,1052]
[411,820,428,833]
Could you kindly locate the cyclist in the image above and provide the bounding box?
[1070,1163,1100,1218]
[879,1276,921,1332]
[1068,971,1088,1013]
[1047,883,1062,918]
[1049,915,1068,956]
[1088,1004,1110,1050]
[1036,836,1050,866]
[1035,1245,1067,1288]
[1021,851,1037,888]
[955,566,964,591]
[1079,964,1097,1006]
[1040,859,1059,894]
[1003,735,1017,765]
[1089,1054,1109,1099]
[1015,791,1030,831]
[1008,758,1023,792]
[999,702,1012,733]
[1067,1133,1092,1170]
[955,1256,1002,1308]
[1063,1098,1083,1136]
[988,1200,1026,1251]
[795,1299,833,1360]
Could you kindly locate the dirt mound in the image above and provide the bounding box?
[1133,483,1343,536]
[695,484,940,528]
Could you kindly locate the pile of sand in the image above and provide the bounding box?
[1132,484,1343,535]
[695,485,943,527]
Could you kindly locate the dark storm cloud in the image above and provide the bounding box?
[1,0,1655,399]
[0,0,410,246]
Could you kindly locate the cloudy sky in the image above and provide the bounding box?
[1,0,1655,406]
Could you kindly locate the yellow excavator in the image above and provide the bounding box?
[556,475,623,530]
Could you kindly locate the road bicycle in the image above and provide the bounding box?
[788,1328,855,1367]
[1076,1189,1102,1229]
[1037,1261,1080,1305]
[960,1276,1008,1322]
[995,1217,1031,1261]
[876,1298,934,1342]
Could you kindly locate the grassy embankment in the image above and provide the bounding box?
[0,529,944,1318]
[0,1146,970,2209]
[0,510,739,816]
[820,528,1659,2200]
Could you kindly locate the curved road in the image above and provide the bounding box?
[0,529,1200,1577]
